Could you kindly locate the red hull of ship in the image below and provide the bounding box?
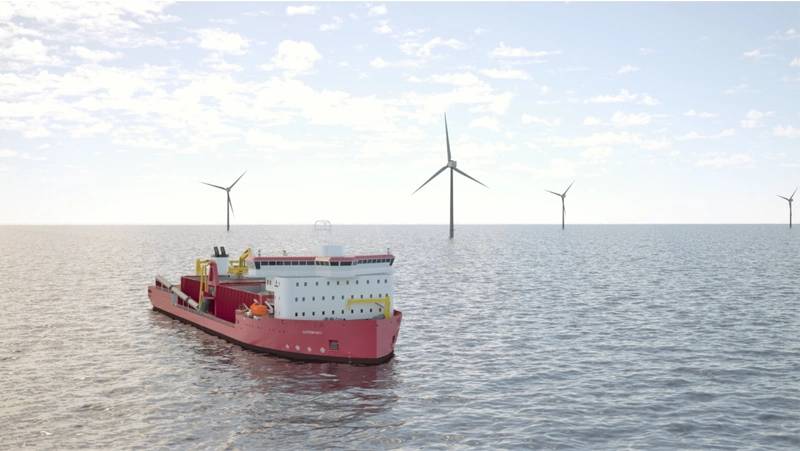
[148,285,402,364]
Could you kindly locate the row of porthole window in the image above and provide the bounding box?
[294,307,382,317]
[295,279,389,288]
[294,293,387,302]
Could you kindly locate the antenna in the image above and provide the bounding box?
[412,113,488,239]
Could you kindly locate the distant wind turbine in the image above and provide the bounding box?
[202,171,246,231]
[412,114,488,239]
[546,181,574,230]
[777,187,796,228]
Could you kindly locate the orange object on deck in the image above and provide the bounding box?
[250,303,268,317]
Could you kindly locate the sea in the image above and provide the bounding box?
[1,225,798,450]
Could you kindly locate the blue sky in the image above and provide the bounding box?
[1,2,799,224]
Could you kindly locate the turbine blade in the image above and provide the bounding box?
[562,180,575,197]
[791,187,797,200]
[228,171,247,189]
[778,195,791,201]
[412,166,447,194]
[202,182,227,190]
[545,190,562,197]
[228,194,234,216]
[453,167,488,188]
[444,113,452,162]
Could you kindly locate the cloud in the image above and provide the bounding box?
[617,64,640,74]
[286,5,318,16]
[70,46,122,62]
[723,83,751,95]
[370,57,420,69]
[320,16,343,31]
[676,129,736,140]
[0,149,18,158]
[479,68,530,80]
[743,49,773,60]
[773,125,800,138]
[368,4,388,16]
[401,37,465,58]
[791,57,800,67]
[542,131,670,152]
[521,114,560,127]
[268,40,321,74]
[470,116,499,131]
[611,111,651,127]
[769,28,799,41]
[586,89,659,106]
[490,42,561,60]
[196,28,249,55]
[740,110,773,129]
[430,72,482,86]
[639,47,655,56]
[0,37,61,69]
[373,20,392,35]
[684,109,718,118]
[695,153,753,168]
[583,116,602,126]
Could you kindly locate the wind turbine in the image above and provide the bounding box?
[546,181,574,230]
[777,187,796,228]
[412,114,488,239]
[202,171,246,231]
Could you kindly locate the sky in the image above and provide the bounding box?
[1,1,799,225]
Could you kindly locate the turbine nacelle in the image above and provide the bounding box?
[448,160,457,169]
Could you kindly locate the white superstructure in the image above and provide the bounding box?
[252,247,395,321]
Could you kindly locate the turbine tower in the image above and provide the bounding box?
[778,187,796,229]
[202,171,246,231]
[413,114,488,239]
[546,181,574,230]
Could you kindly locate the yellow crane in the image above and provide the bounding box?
[228,248,252,277]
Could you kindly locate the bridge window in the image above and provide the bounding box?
[322,296,326,300]
[315,281,319,286]
[302,297,305,301]
[304,282,307,286]
[302,312,305,316]
[355,280,359,285]
[296,282,299,287]
[295,313,298,317]
[336,281,340,285]
[312,296,315,301]
[326,281,330,285]
[360,294,363,299]
[294,297,298,302]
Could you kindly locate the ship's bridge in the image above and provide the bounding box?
[252,247,396,321]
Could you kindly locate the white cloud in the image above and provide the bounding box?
[490,42,561,59]
[791,57,800,67]
[0,37,61,69]
[196,29,249,55]
[521,114,560,127]
[639,47,655,56]
[617,64,640,74]
[370,57,420,69]
[286,5,318,16]
[0,149,18,158]
[611,111,651,127]
[368,4,388,16]
[696,153,753,168]
[586,89,659,106]
[320,16,343,32]
[268,40,321,74]
[70,46,122,62]
[470,116,499,131]
[769,28,799,41]
[373,20,392,35]
[430,72,482,86]
[583,116,602,126]
[581,146,612,163]
[676,129,736,140]
[743,49,774,60]
[479,68,530,80]
[773,125,800,138]
[684,109,718,118]
[724,83,751,95]
[740,110,773,129]
[401,37,465,58]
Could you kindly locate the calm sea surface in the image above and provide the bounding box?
[1,225,798,450]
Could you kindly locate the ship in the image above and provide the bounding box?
[148,244,402,364]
